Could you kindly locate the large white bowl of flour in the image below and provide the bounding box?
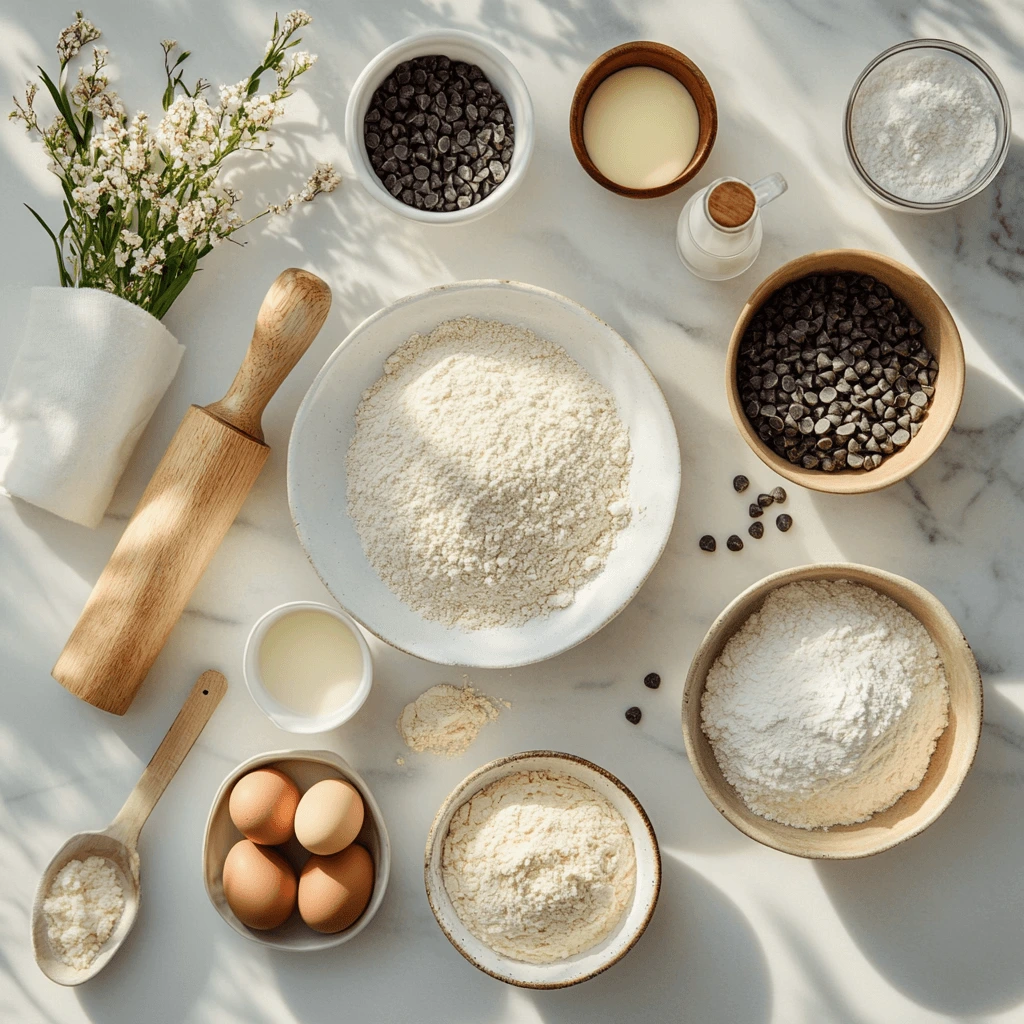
[288,280,680,667]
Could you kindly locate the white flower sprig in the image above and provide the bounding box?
[10,9,339,319]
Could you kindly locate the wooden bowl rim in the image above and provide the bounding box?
[725,249,965,494]
[569,40,718,199]
[681,563,984,859]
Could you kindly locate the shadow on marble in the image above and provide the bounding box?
[529,855,771,1023]
[314,0,641,70]
[815,687,1024,1017]
[269,919,509,1024]
[875,135,1024,390]
[805,366,1024,677]
[74,889,215,1024]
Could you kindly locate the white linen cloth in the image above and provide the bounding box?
[0,286,184,528]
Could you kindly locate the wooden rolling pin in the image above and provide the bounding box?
[53,268,331,715]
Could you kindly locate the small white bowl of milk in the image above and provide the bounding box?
[243,601,373,733]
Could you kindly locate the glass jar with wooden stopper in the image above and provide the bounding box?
[676,173,787,281]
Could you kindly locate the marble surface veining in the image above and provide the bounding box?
[1,1,1022,1022]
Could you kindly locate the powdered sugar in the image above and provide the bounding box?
[701,579,950,829]
[441,770,636,963]
[850,50,1000,203]
[346,317,632,629]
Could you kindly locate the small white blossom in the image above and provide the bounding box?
[57,11,101,66]
[281,10,312,34]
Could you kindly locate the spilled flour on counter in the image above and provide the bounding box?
[441,770,636,963]
[346,317,632,629]
[701,579,950,829]
[43,856,125,970]
[398,683,509,758]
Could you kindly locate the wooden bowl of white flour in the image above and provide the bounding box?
[287,280,680,667]
[424,751,661,987]
[682,563,983,859]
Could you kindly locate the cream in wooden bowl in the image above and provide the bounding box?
[726,249,964,494]
[682,563,982,859]
[570,41,717,198]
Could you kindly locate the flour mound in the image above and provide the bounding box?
[43,856,125,970]
[346,317,632,629]
[701,579,950,829]
[398,683,506,757]
[441,770,636,963]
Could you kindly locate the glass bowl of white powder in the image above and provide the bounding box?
[844,39,1010,212]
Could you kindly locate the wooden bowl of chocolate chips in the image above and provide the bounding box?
[726,249,964,494]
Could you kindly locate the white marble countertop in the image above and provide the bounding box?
[2,1,1023,1021]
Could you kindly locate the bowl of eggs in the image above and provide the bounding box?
[203,750,390,950]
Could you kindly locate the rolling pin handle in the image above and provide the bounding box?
[205,268,332,442]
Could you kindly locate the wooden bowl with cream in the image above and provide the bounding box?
[569,41,717,198]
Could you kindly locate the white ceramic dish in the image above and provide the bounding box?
[242,601,373,733]
[344,30,534,224]
[203,750,390,951]
[287,280,681,668]
[424,751,661,988]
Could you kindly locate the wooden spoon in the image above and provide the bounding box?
[32,670,227,985]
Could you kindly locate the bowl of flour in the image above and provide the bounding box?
[682,563,983,859]
[424,751,661,987]
[844,39,1010,212]
[287,281,680,667]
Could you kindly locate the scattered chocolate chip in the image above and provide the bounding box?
[733,475,749,492]
[644,672,661,689]
[748,521,764,539]
[699,534,717,552]
[749,503,763,518]
[757,492,775,508]
[771,486,787,503]
[727,534,744,551]
[625,706,642,724]
[776,513,793,532]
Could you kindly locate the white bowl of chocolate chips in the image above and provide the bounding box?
[345,30,535,224]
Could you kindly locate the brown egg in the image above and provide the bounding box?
[294,778,364,855]
[228,767,300,845]
[222,840,297,930]
[298,844,374,934]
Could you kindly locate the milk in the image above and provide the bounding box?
[258,609,363,716]
[583,66,700,189]
[676,173,788,281]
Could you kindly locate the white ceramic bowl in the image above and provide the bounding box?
[203,750,391,951]
[287,280,681,668]
[243,601,373,733]
[344,30,534,224]
[424,751,661,988]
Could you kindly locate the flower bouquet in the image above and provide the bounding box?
[1,9,339,527]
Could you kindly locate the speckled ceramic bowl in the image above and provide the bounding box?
[424,751,661,988]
